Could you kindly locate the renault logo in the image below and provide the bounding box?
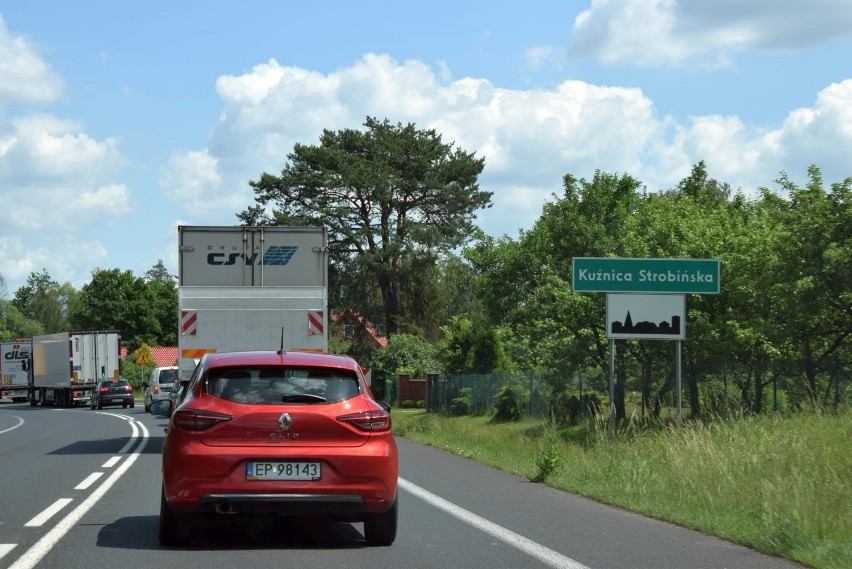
[278,413,292,431]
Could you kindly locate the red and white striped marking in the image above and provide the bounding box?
[180,310,197,336]
[182,349,216,359]
[308,310,324,336]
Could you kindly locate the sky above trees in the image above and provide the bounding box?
[0,1,850,293]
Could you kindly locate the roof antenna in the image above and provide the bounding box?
[277,327,286,355]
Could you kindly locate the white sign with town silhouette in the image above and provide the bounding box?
[606,293,686,340]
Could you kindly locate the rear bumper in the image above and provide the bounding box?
[197,493,370,518]
[163,437,398,516]
[96,395,134,406]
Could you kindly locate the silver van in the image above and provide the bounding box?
[143,366,179,411]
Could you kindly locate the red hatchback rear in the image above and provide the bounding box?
[154,351,398,546]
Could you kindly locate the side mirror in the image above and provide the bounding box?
[150,399,173,418]
[376,401,391,413]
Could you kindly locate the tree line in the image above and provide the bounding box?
[463,164,849,417]
[245,118,850,417]
[2,117,848,419]
[0,261,177,351]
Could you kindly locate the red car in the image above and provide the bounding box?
[152,350,398,546]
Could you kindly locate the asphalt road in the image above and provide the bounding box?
[0,402,806,569]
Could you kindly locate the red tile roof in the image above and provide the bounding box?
[331,310,388,348]
[120,346,178,367]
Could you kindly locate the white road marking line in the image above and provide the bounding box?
[0,544,16,560]
[102,456,121,468]
[74,472,104,490]
[9,420,149,569]
[117,419,139,454]
[24,499,73,528]
[399,477,590,569]
[0,415,25,434]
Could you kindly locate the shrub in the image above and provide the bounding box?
[530,426,561,483]
[553,390,602,425]
[492,385,522,422]
[371,333,440,378]
[449,388,473,416]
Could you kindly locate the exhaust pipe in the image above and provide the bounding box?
[215,500,236,515]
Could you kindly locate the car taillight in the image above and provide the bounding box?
[124,385,133,392]
[337,409,391,432]
[99,387,109,393]
[171,409,232,431]
[153,385,160,395]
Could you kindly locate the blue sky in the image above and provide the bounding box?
[0,0,850,295]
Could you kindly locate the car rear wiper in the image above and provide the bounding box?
[280,394,327,404]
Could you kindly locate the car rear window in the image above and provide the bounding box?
[204,367,360,405]
[158,368,178,384]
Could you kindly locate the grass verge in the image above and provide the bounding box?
[393,409,851,569]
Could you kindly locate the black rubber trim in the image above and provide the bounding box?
[198,494,368,516]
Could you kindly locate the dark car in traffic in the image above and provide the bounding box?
[91,379,135,410]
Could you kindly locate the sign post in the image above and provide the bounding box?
[573,258,720,433]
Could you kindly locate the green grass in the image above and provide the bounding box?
[393,409,851,569]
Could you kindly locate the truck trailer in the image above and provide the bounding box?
[1,340,31,403]
[29,331,122,407]
[177,226,329,382]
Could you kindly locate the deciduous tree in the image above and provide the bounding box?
[11,270,75,333]
[145,260,178,346]
[72,268,159,348]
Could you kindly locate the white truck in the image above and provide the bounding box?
[29,331,122,407]
[1,340,31,403]
[177,226,329,382]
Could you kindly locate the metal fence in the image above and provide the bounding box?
[387,371,594,418]
[431,372,549,417]
[383,368,851,419]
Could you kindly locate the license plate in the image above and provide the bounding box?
[112,398,124,403]
[246,462,321,481]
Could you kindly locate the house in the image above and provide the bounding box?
[331,309,388,350]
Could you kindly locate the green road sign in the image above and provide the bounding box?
[573,258,720,294]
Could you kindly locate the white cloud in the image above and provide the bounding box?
[773,79,852,179]
[0,20,130,291]
[3,114,123,183]
[161,54,851,242]
[0,234,107,290]
[160,149,221,204]
[162,54,660,238]
[650,114,769,189]
[71,184,133,219]
[525,45,556,71]
[0,114,126,225]
[568,0,852,67]
[648,79,852,191]
[150,219,185,284]
[0,15,63,103]
[0,236,32,286]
